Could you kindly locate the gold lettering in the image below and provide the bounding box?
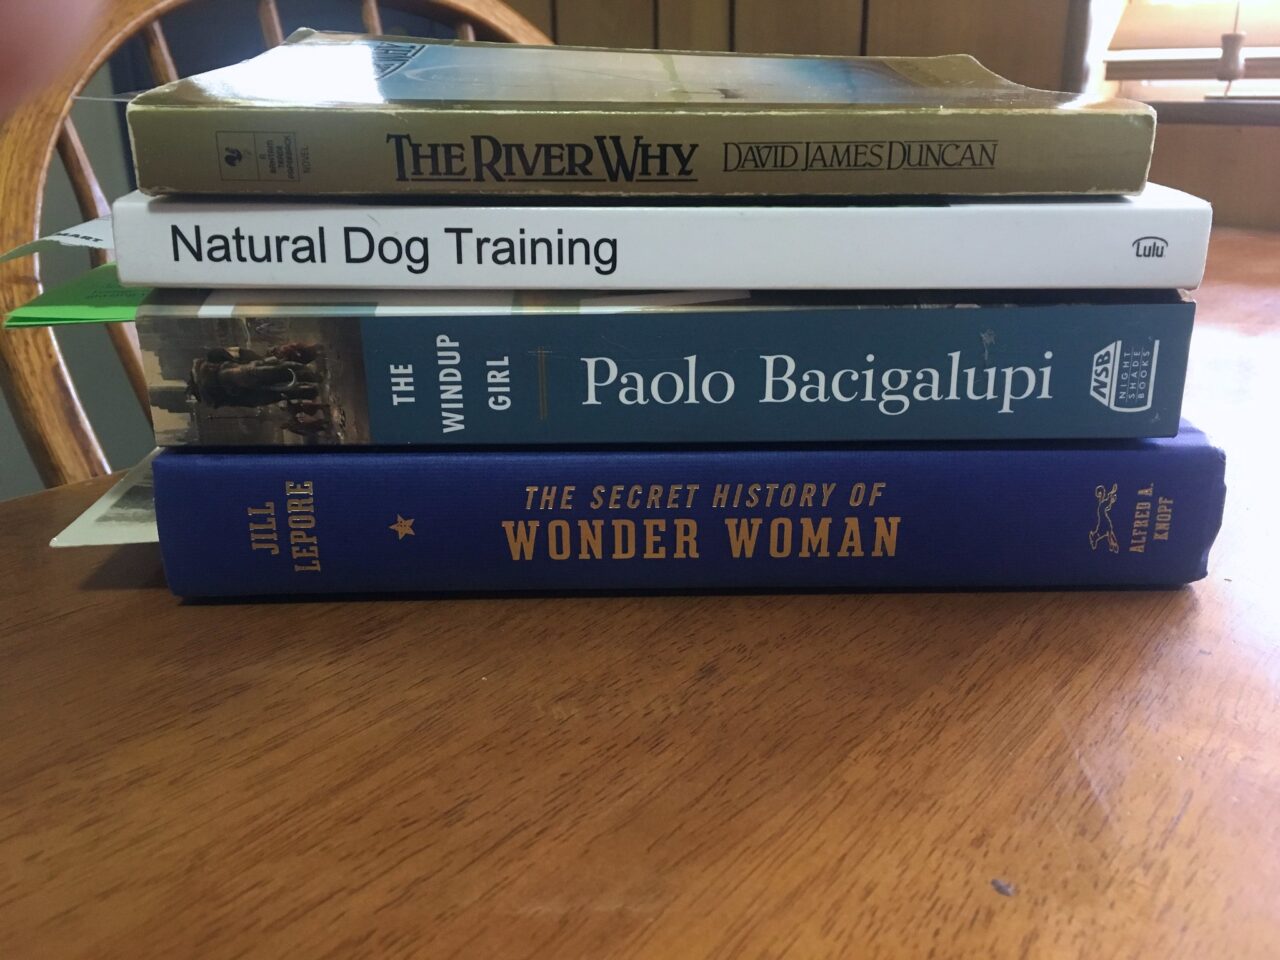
[724,518,762,558]
[799,483,816,508]
[1154,496,1174,540]
[612,519,636,558]
[643,518,666,559]
[281,481,321,571]
[547,519,571,560]
[799,517,831,557]
[674,519,699,558]
[838,517,864,557]
[769,517,792,557]
[872,516,901,557]
[502,519,539,560]
[712,483,730,509]
[247,501,279,555]
[578,519,603,559]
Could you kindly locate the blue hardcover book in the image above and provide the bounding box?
[137,290,1193,446]
[152,424,1225,597]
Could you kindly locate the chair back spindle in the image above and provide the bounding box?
[0,0,550,487]
[258,0,287,48]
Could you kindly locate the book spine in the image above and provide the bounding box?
[127,105,1153,198]
[152,435,1226,597]
[111,193,1211,290]
[138,298,1194,446]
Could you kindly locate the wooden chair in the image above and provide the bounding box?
[0,0,550,487]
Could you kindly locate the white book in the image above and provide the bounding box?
[111,184,1211,290]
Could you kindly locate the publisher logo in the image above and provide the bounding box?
[1132,235,1168,258]
[215,131,301,182]
[1089,483,1120,553]
[1090,339,1160,413]
[369,41,423,79]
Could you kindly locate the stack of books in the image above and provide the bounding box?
[100,30,1226,597]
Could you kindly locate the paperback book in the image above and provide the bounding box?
[135,289,1193,446]
[151,425,1226,598]
[127,29,1156,199]
[109,184,1212,290]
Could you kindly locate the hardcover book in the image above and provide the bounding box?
[151,424,1226,597]
[126,29,1155,199]
[109,184,1212,290]
[134,289,1193,446]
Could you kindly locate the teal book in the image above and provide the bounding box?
[136,289,1192,446]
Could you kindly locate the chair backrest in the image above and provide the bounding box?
[0,0,550,487]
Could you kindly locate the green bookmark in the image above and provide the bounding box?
[3,265,152,328]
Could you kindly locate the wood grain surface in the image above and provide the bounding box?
[1,230,1278,958]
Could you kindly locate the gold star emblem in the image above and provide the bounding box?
[389,515,415,540]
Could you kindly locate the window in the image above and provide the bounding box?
[1104,0,1280,101]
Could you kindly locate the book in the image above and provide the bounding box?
[151,425,1226,597]
[110,184,1212,290]
[126,30,1155,199]
[135,289,1192,446]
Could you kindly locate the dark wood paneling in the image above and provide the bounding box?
[657,0,730,50]
[1150,123,1280,229]
[503,0,554,38]
[733,0,863,54]
[865,0,1071,91]
[555,0,655,47]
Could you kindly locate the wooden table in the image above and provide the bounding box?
[2,231,1278,959]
